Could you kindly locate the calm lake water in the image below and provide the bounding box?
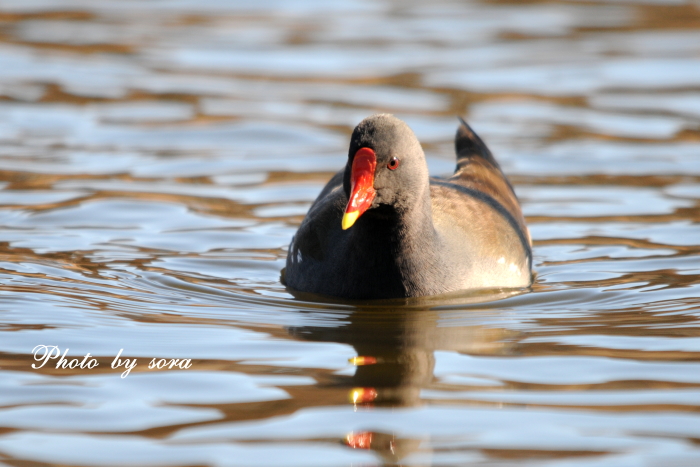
[1,0,700,465]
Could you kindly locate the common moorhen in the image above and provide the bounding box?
[284,114,531,299]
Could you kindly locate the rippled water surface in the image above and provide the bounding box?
[1,0,700,465]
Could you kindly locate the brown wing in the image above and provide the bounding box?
[447,118,530,248]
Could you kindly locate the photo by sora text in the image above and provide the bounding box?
[31,345,192,378]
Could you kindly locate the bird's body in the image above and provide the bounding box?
[285,114,531,300]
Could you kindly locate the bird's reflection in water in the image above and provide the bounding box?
[345,431,422,466]
[287,288,525,466]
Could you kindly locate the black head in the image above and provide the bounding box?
[342,114,429,229]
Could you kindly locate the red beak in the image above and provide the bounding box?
[342,148,376,230]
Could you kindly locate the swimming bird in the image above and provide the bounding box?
[284,114,531,299]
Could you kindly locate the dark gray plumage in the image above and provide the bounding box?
[284,114,532,299]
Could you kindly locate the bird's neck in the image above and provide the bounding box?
[392,194,435,242]
[389,193,446,296]
[348,189,444,298]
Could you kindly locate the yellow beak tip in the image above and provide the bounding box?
[342,211,360,230]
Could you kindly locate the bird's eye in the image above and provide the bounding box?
[387,157,400,170]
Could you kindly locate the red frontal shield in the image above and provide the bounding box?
[342,147,376,230]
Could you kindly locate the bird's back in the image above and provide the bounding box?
[428,119,531,290]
